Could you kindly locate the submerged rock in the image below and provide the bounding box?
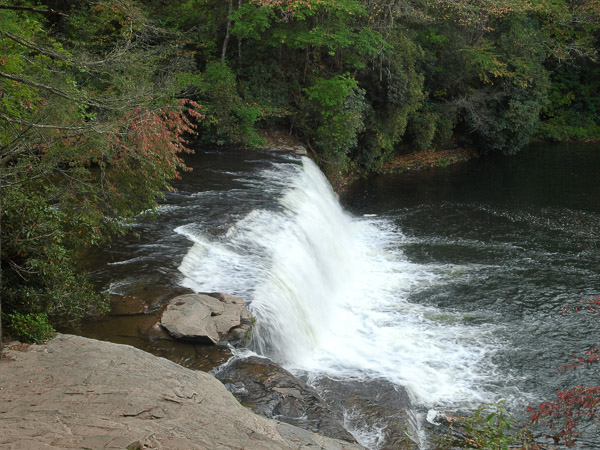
[109,285,194,316]
[215,356,356,443]
[109,294,148,315]
[160,293,253,345]
[0,335,363,449]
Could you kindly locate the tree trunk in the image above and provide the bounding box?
[0,136,3,360]
[303,46,310,84]
[221,0,233,64]
[237,0,242,66]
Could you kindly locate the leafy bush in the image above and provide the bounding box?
[436,402,532,449]
[536,113,600,142]
[302,74,367,176]
[536,61,600,142]
[4,312,55,344]
[433,109,456,149]
[1,6,202,330]
[197,61,264,146]
[409,111,438,151]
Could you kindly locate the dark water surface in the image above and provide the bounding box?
[343,142,600,419]
[77,143,599,446]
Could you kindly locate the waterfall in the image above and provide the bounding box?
[177,156,499,407]
[242,158,369,362]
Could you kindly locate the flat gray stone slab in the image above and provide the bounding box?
[0,335,363,449]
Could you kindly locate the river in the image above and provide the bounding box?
[80,143,600,447]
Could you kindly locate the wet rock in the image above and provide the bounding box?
[312,377,416,449]
[214,356,356,443]
[421,410,467,447]
[160,293,253,345]
[207,292,254,344]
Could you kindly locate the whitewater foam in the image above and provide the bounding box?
[177,157,501,407]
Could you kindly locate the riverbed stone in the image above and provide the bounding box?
[160,293,253,345]
[214,355,356,443]
[0,335,364,449]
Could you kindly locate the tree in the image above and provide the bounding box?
[0,1,202,343]
[302,73,368,176]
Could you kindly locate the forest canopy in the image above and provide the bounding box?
[149,0,599,175]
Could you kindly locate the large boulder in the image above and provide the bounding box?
[0,335,364,450]
[215,356,356,443]
[160,293,253,345]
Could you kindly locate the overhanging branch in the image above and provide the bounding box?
[0,70,138,111]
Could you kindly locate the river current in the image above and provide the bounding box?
[82,143,599,447]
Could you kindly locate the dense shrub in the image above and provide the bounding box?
[3,313,55,344]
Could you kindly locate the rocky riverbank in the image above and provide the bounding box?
[0,334,363,449]
[382,147,479,174]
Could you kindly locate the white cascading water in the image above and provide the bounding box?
[177,157,501,407]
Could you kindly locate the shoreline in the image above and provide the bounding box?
[382,147,479,174]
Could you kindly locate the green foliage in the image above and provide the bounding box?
[433,108,456,149]
[467,88,548,156]
[231,3,274,41]
[3,313,55,344]
[303,74,367,175]
[196,61,264,146]
[67,1,143,51]
[160,0,598,174]
[132,0,600,178]
[409,111,438,151]
[1,3,202,329]
[536,62,600,141]
[306,74,358,117]
[437,402,532,449]
[1,182,110,322]
[460,402,521,449]
[352,28,425,172]
[444,14,551,155]
[537,117,600,142]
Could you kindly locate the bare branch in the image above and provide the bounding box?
[0,70,141,111]
[0,5,68,17]
[0,31,73,63]
[0,114,91,131]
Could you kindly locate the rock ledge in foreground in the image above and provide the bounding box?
[160,293,253,345]
[0,334,362,450]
